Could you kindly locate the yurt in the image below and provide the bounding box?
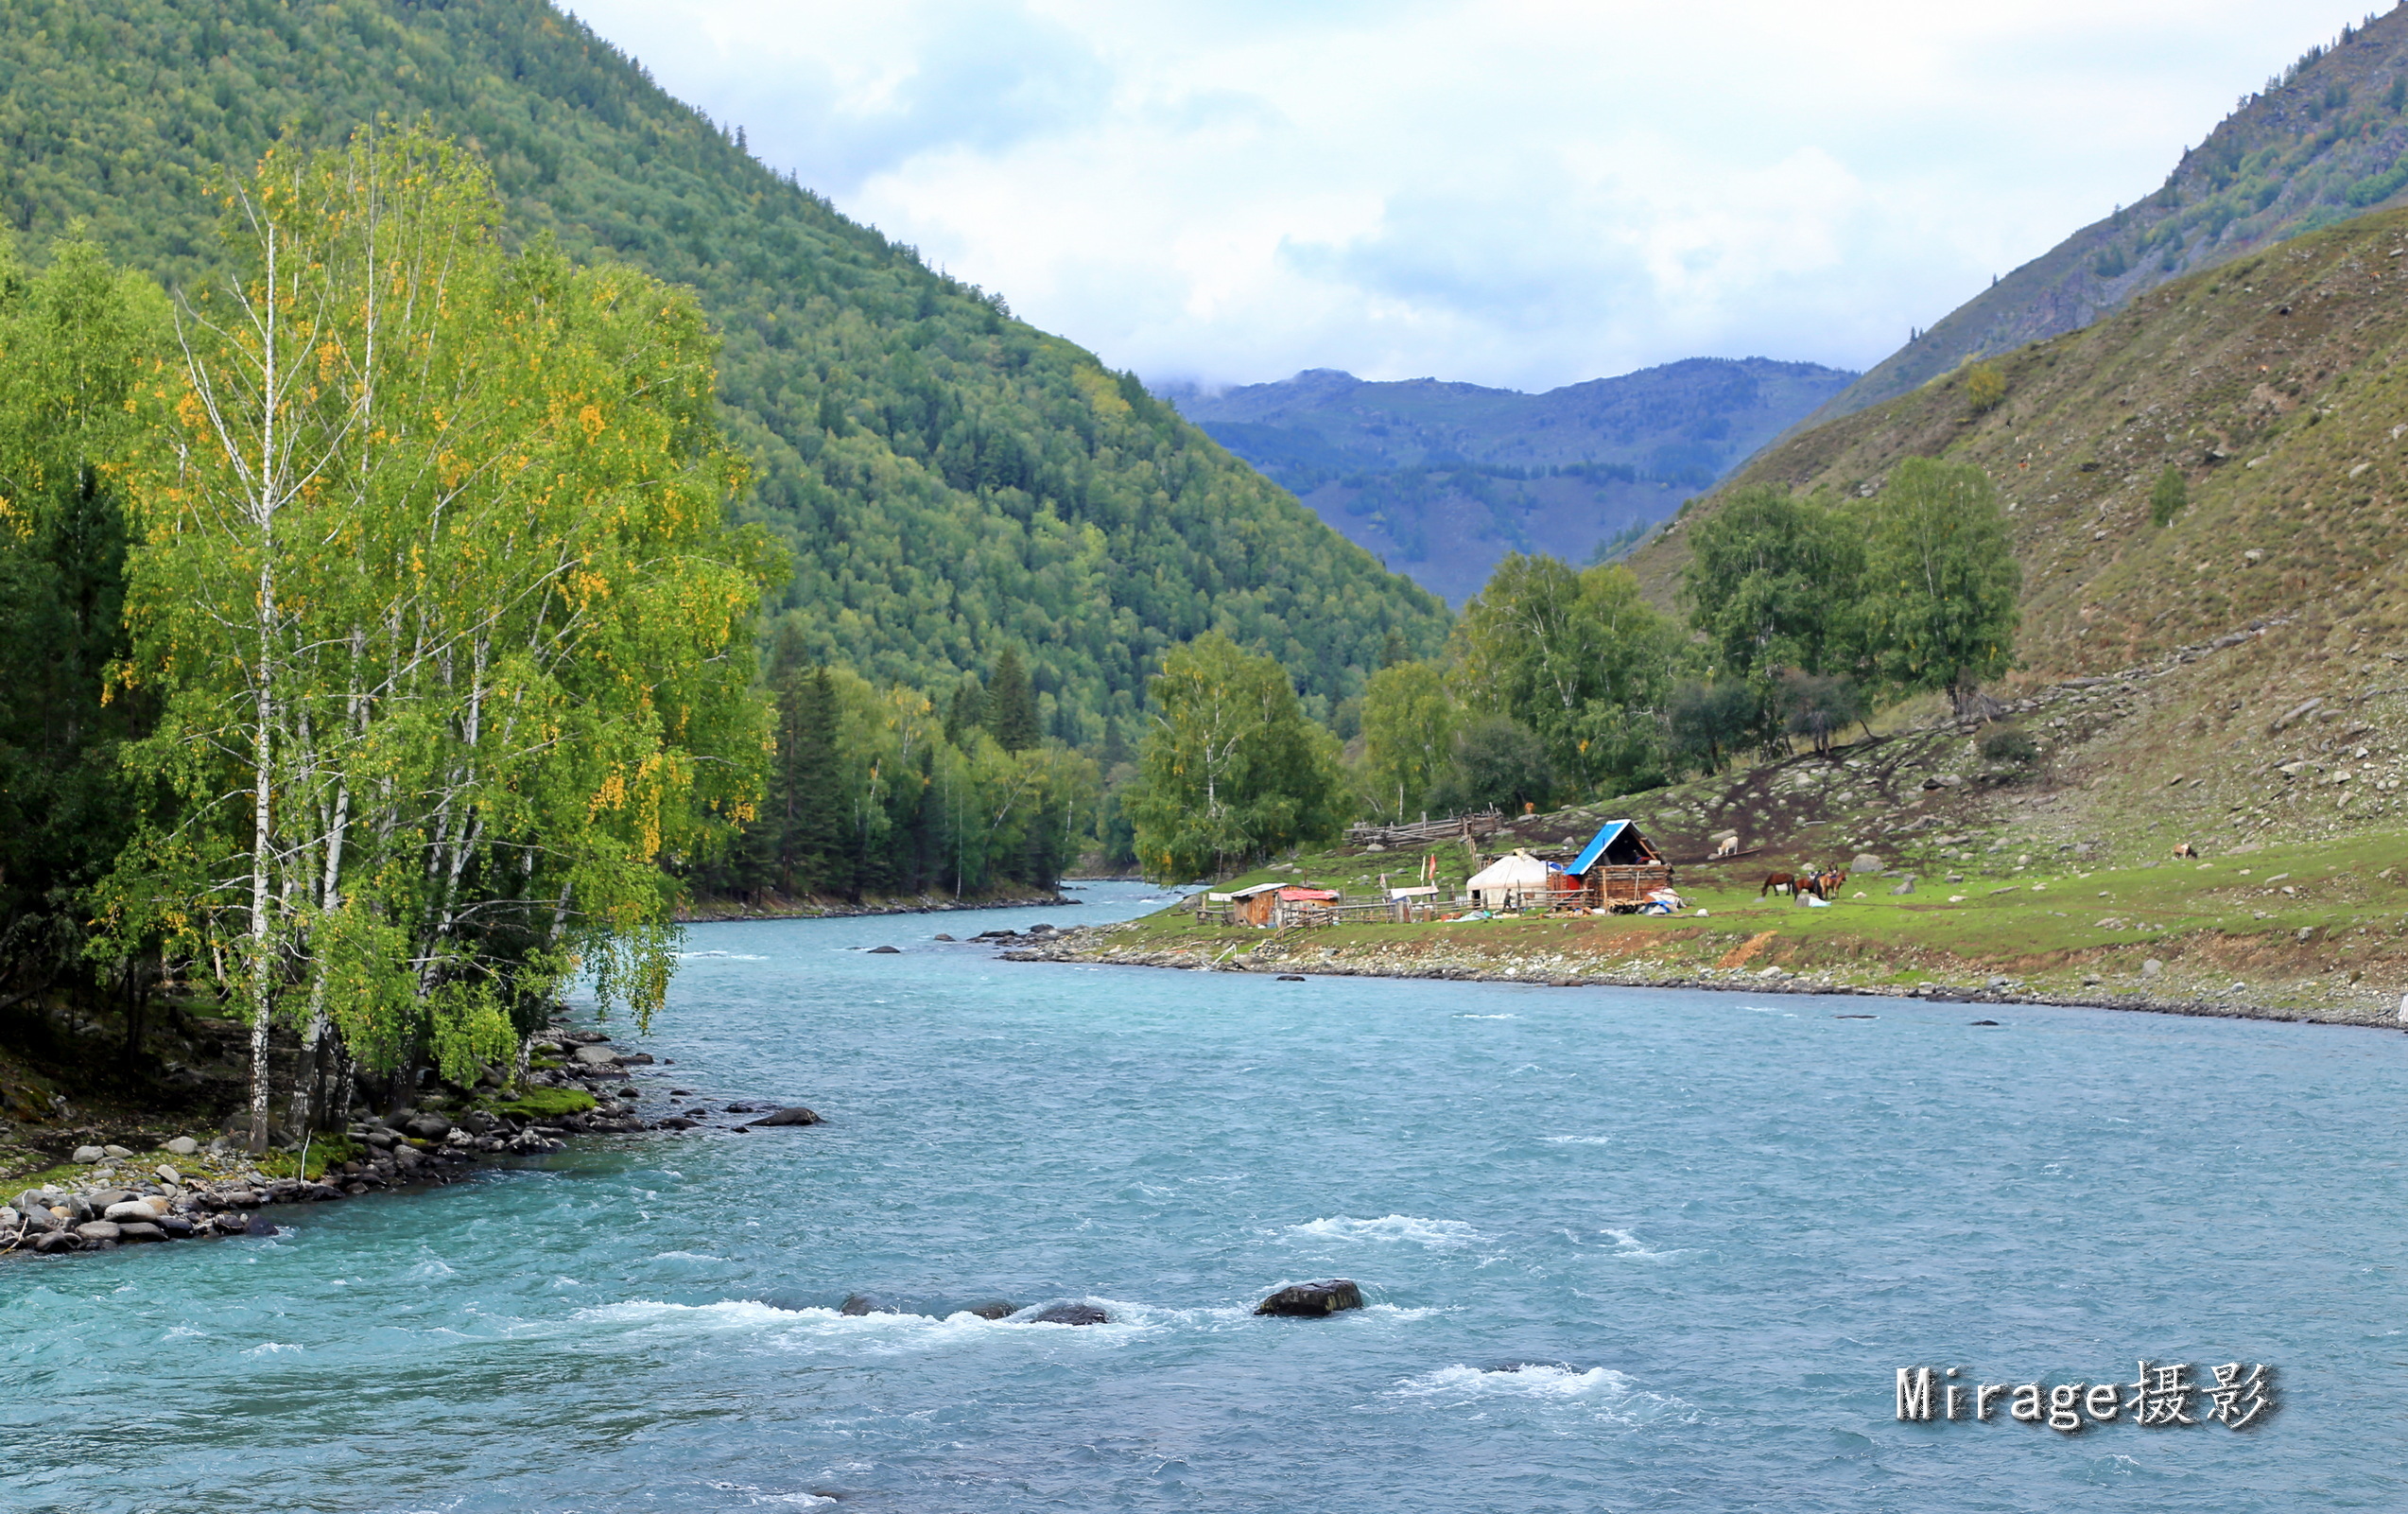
[1463,849,1555,911]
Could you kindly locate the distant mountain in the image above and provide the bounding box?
[1161,359,1855,603]
[1817,10,2408,423]
[0,0,1447,734]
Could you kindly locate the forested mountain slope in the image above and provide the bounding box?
[1818,9,2408,424]
[1629,207,2408,843]
[1163,360,1853,602]
[0,0,1446,736]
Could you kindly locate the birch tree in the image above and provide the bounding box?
[106,128,773,1146]
[1126,632,1346,880]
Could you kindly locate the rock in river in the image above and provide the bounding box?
[1029,1302,1109,1326]
[748,1106,823,1127]
[1255,1279,1363,1317]
[867,945,902,954]
[840,1293,898,1316]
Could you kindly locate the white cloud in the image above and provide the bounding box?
[570,0,2377,390]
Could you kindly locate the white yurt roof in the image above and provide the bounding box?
[1465,849,1552,892]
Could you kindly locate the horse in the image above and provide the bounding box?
[1804,868,1848,900]
[2172,842,2198,859]
[1760,872,1799,898]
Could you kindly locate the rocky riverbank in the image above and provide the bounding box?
[1,1020,815,1263]
[1001,923,2406,1030]
[678,884,1078,924]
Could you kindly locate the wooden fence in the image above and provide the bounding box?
[1343,809,1504,848]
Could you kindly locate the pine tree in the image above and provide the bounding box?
[944,675,987,747]
[987,647,1042,753]
[787,667,845,896]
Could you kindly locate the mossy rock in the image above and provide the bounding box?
[491,1088,598,1122]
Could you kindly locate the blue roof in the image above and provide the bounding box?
[1568,820,1633,876]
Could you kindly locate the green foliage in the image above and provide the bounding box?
[1357,660,1462,823]
[1665,681,1757,774]
[98,128,774,1141]
[0,0,1447,731]
[1126,633,1348,881]
[1677,485,1862,691]
[1429,716,1555,815]
[697,661,1097,901]
[1857,460,2023,708]
[0,237,170,997]
[2149,465,2191,527]
[985,647,1041,754]
[1776,672,1865,757]
[1450,555,1680,795]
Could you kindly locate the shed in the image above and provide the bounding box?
[1565,820,1674,911]
[1464,850,1556,911]
[1223,881,1283,927]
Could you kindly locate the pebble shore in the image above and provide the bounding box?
[2,1022,755,1263]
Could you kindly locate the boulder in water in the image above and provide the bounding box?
[840,1293,899,1316]
[1275,974,1306,983]
[1255,1279,1363,1317]
[963,1300,1017,1321]
[867,945,902,954]
[1029,1302,1109,1326]
[749,1106,823,1128]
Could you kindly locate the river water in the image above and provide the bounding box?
[3,881,2402,1511]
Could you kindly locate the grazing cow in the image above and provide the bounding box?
[1712,834,1741,859]
[2172,842,2198,859]
[1760,872,1799,898]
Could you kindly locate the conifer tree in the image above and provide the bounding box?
[987,647,1042,754]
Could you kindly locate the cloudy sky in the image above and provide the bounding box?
[572,1,2376,392]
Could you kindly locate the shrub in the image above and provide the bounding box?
[1979,723,2041,767]
[2150,466,2189,527]
[1965,362,2007,413]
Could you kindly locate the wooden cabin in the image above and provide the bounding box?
[1566,820,1674,912]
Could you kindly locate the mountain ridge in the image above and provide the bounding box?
[1163,357,1855,601]
[1812,8,2408,426]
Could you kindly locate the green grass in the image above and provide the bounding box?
[1117,827,2408,1007]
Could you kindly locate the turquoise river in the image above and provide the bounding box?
[3,881,2402,1511]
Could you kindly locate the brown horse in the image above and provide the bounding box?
[1760,872,1799,897]
[1803,868,1848,900]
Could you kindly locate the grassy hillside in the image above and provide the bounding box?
[1821,9,2408,423]
[1164,360,1854,601]
[0,0,1447,734]
[1630,204,2408,851]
